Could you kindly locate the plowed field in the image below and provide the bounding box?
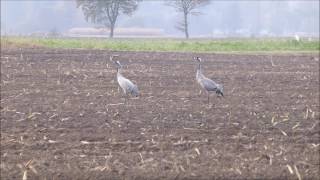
[1,47,319,179]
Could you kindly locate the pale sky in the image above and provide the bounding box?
[1,0,319,37]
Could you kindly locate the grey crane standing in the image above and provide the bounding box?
[111,55,139,102]
[194,57,223,103]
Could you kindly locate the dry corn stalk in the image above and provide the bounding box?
[294,165,302,180]
[287,164,294,174]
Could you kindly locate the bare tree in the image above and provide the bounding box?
[168,0,209,39]
[76,0,139,38]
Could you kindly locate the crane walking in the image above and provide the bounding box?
[194,57,223,104]
[111,55,139,102]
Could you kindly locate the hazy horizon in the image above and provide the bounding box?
[1,0,319,37]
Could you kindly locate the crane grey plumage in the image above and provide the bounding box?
[111,55,139,98]
[194,57,223,103]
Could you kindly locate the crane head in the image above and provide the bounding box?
[193,57,202,62]
[109,54,119,62]
[114,60,122,68]
[109,55,122,68]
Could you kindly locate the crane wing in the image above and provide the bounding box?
[118,76,139,96]
[127,80,139,96]
[199,77,219,92]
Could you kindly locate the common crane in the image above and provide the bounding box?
[111,55,139,101]
[294,34,300,42]
[194,57,223,103]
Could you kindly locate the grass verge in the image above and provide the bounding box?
[1,36,319,53]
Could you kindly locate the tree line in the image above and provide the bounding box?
[76,0,209,39]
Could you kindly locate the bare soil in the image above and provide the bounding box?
[1,47,319,180]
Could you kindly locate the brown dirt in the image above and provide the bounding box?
[1,47,319,180]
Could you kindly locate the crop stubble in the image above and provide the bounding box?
[1,47,319,179]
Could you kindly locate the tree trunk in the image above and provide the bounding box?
[109,23,115,38]
[184,12,189,39]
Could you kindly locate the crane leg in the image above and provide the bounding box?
[125,94,129,106]
[207,92,210,104]
[124,94,129,128]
